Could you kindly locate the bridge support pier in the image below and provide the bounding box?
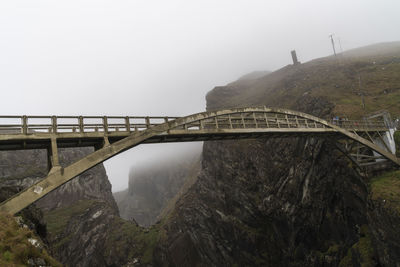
[47,137,60,172]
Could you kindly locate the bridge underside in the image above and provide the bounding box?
[0,128,386,150]
[0,107,398,215]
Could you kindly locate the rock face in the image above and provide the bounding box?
[37,148,117,212]
[115,147,202,226]
[0,148,117,212]
[155,43,400,266]
[0,147,120,266]
[158,102,371,266]
[43,197,164,267]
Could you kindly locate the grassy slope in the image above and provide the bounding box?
[208,41,400,119]
[44,200,96,243]
[370,170,400,213]
[0,213,61,266]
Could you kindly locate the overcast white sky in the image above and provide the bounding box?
[1,0,399,191]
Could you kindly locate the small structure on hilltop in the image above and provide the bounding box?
[291,50,300,65]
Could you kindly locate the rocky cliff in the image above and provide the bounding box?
[154,42,400,266]
[0,147,126,266]
[115,147,202,226]
[0,146,198,266]
[0,148,116,212]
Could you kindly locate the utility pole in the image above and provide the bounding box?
[329,34,337,56]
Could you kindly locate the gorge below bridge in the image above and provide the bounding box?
[0,107,399,215]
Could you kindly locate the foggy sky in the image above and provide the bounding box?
[1,0,399,191]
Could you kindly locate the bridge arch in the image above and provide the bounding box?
[0,107,398,214]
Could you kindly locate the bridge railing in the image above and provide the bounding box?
[0,115,179,134]
[329,119,387,129]
[177,113,388,131]
[173,113,328,130]
[0,112,388,135]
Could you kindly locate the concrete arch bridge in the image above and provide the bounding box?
[0,107,398,215]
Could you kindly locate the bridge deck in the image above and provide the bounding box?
[0,113,388,150]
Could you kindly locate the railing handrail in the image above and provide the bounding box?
[0,113,389,135]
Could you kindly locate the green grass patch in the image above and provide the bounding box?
[0,212,61,266]
[44,199,96,236]
[211,48,400,121]
[370,170,400,213]
[104,217,161,264]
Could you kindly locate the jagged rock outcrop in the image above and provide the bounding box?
[155,43,400,266]
[157,99,372,266]
[0,148,117,212]
[43,199,160,267]
[0,147,119,266]
[37,148,117,212]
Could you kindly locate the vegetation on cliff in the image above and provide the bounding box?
[207,42,400,119]
[0,212,61,266]
[338,225,374,267]
[370,170,400,214]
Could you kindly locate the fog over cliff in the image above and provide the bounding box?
[0,0,399,191]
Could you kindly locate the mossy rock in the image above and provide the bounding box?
[339,225,375,267]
